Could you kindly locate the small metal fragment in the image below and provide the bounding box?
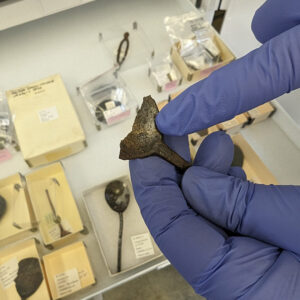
[231,144,244,167]
[15,257,43,300]
[117,32,130,67]
[119,95,191,170]
[0,195,6,221]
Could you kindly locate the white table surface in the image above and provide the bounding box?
[1,0,300,299]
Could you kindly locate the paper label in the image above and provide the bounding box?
[131,233,154,259]
[0,257,18,290]
[54,268,81,298]
[105,101,116,110]
[38,106,59,123]
[104,107,130,126]
[0,149,12,163]
[164,80,179,92]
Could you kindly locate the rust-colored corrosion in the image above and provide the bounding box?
[119,95,191,170]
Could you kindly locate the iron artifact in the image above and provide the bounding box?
[119,95,191,170]
[117,32,130,67]
[15,257,43,300]
[231,144,244,167]
[0,195,7,221]
[105,180,130,273]
[45,189,71,238]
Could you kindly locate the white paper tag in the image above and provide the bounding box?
[38,106,59,123]
[0,257,18,290]
[104,101,116,110]
[54,268,81,298]
[131,233,154,259]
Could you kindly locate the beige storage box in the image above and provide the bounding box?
[171,33,235,82]
[0,173,34,247]
[0,239,50,300]
[26,162,84,247]
[43,241,95,300]
[6,74,86,167]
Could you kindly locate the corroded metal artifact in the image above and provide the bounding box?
[231,144,244,167]
[119,95,191,170]
[117,32,130,67]
[0,195,7,221]
[45,189,71,238]
[15,257,43,300]
[105,180,130,273]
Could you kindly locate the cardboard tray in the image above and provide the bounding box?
[83,176,162,276]
[43,241,95,300]
[0,173,34,247]
[171,32,235,82]
[26,162,84,247]
[0,238,50,300]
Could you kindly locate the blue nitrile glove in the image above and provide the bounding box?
[156,0,300,135]
[129,132,300,299]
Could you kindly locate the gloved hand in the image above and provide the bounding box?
[156,0,300,135]
[130,132,300,299]
[129,1,300,299]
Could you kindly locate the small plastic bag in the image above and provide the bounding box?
[0,90,17,151]
[148,54,182,92]
[165,12,222,69]
[79,68,137,130]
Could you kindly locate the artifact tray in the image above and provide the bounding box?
[83,175,162,276]
[26,162,84,247]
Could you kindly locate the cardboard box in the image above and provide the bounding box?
[0,239,50,300]
[171,33,235,82]
[6,74,86,167]
[26,162,84,247]
[83,176,162,276]
[244,102,275,126]
[217,113,248,135]
[0,173,34,247]
[43,241,95,300]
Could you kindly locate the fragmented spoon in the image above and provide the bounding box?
[105,180,130,273]
[119,95,191,170]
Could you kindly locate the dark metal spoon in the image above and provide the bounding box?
[105,180,130,273]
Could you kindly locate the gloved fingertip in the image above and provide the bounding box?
[228,166,247,180]
[193,131,234,174]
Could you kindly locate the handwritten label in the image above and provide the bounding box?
[131,233,154,259]
[38,106,59,123]
[54,268,81,298]
[0,257,18,289]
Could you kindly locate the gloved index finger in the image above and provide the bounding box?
[156,24,300,135]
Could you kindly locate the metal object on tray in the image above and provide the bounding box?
[45,185,71,238]
[105,180,130,273]
[0,195,6,221]
[119,95,191,170]
[117,32,130,67]
[15,257,43,300]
